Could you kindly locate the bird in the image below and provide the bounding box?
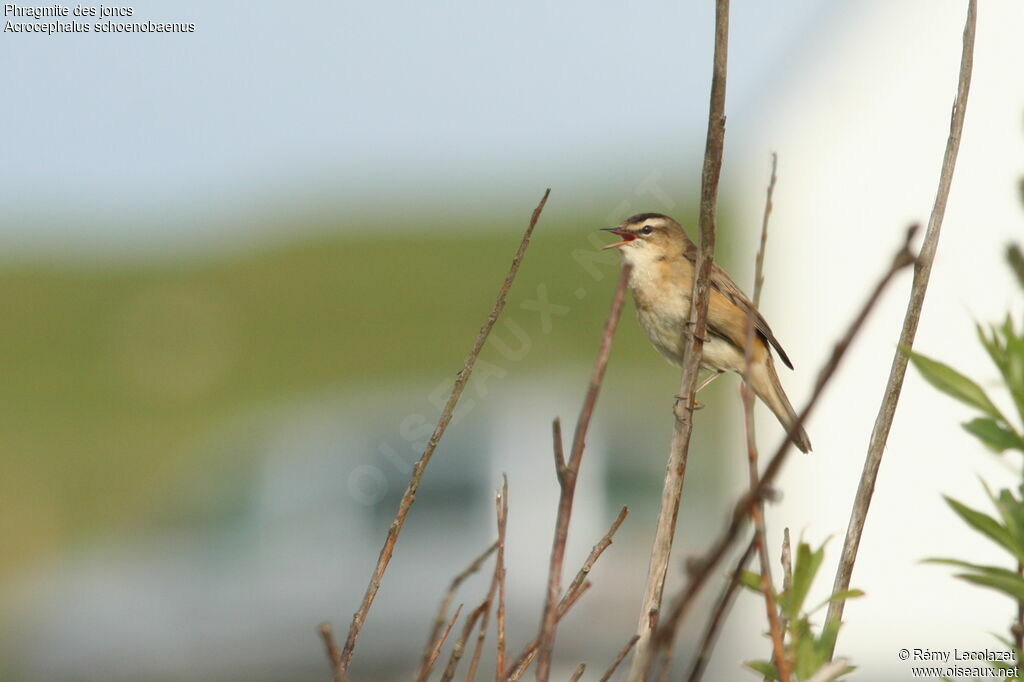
[602,212,812,453]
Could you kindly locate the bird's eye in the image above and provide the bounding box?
[641,225,654,235]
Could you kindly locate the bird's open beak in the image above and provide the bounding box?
[600,227,636,250]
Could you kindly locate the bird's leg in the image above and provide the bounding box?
[676,369,725,409]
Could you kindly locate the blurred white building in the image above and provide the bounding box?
[718,1,1024,679]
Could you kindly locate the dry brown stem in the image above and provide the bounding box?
[318,622,343,681]
[645,229,917,674]
[439,602,488,682]
[496,479,509,679]
[826,0,976,636]
[536,263,633,681]
[627,1,730,678]
[505,504,628,680]
[335,189,550,677]
[421,541,499,672]
[418,604,463,682]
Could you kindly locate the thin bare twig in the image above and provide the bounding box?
[568,664,586,682]
[496,478,510,679]
[745,153,789,682]
[506,583,591,682]
[685,535,758,682]
[647,229,918,671]
[418,604,464,682]
[826,0,977,638]
[421,541,499,671]
[753,152,778,308]
[553,418,566,483]
[743,313,789,682]
[505,506,628,680]
[336,189,551,676]
[318,622,343,682]
[627,1,730,678]
[439,602,488,682]
[566,506,628,602]
[466,479,513,682]
[537,263,633,682]
[601,635,640,682]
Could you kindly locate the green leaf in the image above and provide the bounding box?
[977,322,1009,378]
[907,349,1007,422]
[958,572,1024,602]
[943,496,1024,564]
[738,570,765,594]
[962,418,1024,454]
[810,589,865,614]
[819,616,842,663]
[745,660,778,680]
[785,541,826,622]
[1008,242,1024,290]
[928,558,1024,601]
[793,622,824,680]
[925,558,1023,581]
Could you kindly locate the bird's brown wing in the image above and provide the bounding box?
[707,261,794,369]
[680,237,795,370]
[712,260,790,366]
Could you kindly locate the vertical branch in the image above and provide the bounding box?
[421,541,499,672]
[743,315,790,682]
[466,479,513,682]
[318,622,343,681]
[536,263,633,682]
[627,1,730,678]
[336,190,550,677]
[826,0,977,636]
[744,155,790,680]
[496,478,509,679]
[504,507,627,680]
[753,152,778,308]
[418,605,464,682]
[650,231,917,669]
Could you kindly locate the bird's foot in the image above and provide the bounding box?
[674,395,705,410]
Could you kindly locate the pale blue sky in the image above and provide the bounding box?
[2,0,831,247]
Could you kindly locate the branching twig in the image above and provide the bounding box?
[627,1,730,678]
[505,583,591,682]
[505,507,628,680]
[753,152,777,307]
[646,229,918,672]
[743,312,789,682]
[318,622,343,681]
[439,602,488,682]
[418,604,464,682]
[568,664,586,682]
[826,0,977,638]
[536,263,633,681]
[744,153,789,682]
[336,189,551,677]
[466,479,513,682]
[421,541,499,672]
[685,535,758,682]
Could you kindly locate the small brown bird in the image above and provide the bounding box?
[603,212,812,453]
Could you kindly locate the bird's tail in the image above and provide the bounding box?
[749,355,812,453]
